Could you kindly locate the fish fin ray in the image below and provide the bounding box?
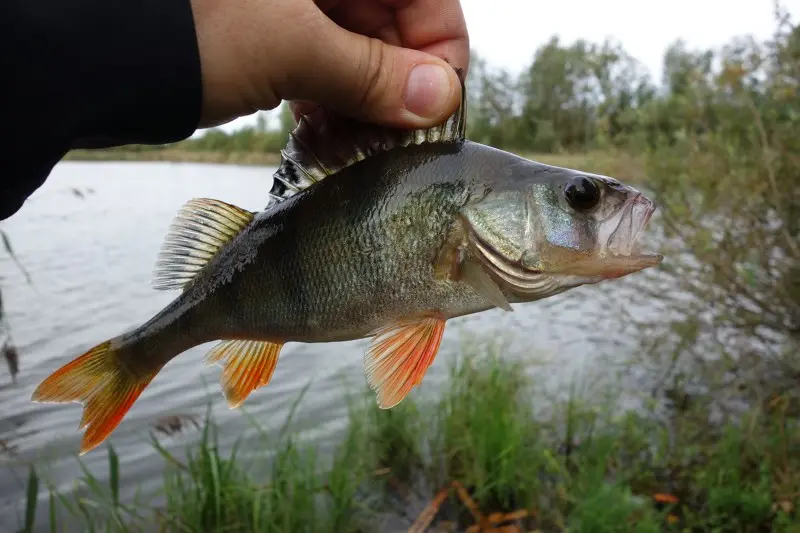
[152,198,255,291]
[205,340,283,409]
[364,315,446,409]
[266,66,467,207]
[461,258,513,312]
[31,340,159,455]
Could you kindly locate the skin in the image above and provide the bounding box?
[189,0,470,129]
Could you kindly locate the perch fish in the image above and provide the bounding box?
[32,70,662,454]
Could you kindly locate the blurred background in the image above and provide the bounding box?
[2,1,799,531]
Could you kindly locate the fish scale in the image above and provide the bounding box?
[31,68,662,455]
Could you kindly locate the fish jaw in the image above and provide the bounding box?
[545,192,663,280]
[458,161,663,302]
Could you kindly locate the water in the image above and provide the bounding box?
[0,162,651,530]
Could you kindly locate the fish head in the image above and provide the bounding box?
[462,158,663,300]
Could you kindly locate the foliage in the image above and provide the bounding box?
[12,348,800,533]
[593,6,800,420]
[4,6,799,532]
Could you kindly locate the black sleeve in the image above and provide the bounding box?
[0,0,203,220]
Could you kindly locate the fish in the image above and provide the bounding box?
[31,69,662,454]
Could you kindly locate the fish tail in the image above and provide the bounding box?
[31,338,161,455]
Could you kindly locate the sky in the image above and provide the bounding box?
[210,0,799,133]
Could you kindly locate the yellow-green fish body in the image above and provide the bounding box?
[33,71,662,454]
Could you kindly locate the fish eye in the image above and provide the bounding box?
[564,176,601,212]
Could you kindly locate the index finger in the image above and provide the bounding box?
[389,0,470,75]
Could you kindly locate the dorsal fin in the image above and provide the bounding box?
[267,67,467,207]
[152,198,255,291]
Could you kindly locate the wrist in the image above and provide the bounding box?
[191,0,277,127]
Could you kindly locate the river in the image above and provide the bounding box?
[0,161,657,531]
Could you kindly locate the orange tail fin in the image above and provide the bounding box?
[31,340,158,455]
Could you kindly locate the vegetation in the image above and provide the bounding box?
[10,348,800,533]
[0,229,30,384]
[3,4,798,532]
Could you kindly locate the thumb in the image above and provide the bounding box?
[278,19,462,129]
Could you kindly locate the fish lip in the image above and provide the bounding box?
[602,194,663,276]
[605,192,659,260]
[641,195,657,227]
[632,198,662,264]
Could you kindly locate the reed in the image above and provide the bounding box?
[12,343,798,533]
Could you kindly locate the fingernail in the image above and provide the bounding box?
[404,64,452,118]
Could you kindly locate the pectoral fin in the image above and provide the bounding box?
[461,258,513,312]
[364,315,446,409]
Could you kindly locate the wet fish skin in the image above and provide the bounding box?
[194,142,484,343]
[31,70,662,454]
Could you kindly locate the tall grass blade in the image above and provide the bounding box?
[108,444,120,506]
[24,466,39,533]
[1,229,32,285]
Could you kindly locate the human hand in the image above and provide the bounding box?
[191,0,469,130]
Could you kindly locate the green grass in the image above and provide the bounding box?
[13,343,800,533]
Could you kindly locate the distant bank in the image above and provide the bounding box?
[65,148,282,166]
[64,147,645,182]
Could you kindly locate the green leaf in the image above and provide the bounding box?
[24,466,39,533]
[48,490,57,533]
[108,444,120,506]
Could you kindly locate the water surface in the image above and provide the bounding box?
[0,162,649,530]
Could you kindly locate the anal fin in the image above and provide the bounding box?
[365,315,446,409]
[205,340,283,408]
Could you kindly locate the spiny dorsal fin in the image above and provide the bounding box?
[152,198,255,291]
[267,67,468,207]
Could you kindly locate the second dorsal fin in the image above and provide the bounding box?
[267,67,468,207]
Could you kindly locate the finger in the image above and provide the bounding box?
[314,0,341,12]
[393,0,470,74]
[327,1,403,46]
[289,100,320,122]
[276,15,462,129]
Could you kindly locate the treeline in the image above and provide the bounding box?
[157,12,798,158]
[179,104,295,154]
[466,20,800,155]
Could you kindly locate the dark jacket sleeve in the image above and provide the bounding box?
[0,0,203,220]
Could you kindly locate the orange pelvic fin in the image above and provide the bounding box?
[204,340,283,409]
[31,340,158,455]
[364,314,446,409]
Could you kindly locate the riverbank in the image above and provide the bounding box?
[11,344,799,533]
[64,148,645,182]
[65,148,283,166]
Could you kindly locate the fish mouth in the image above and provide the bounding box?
[587,193,662,278]
[608,193,660,256]
[464,192,663,295]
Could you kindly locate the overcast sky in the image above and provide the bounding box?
[211,0,799,133]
